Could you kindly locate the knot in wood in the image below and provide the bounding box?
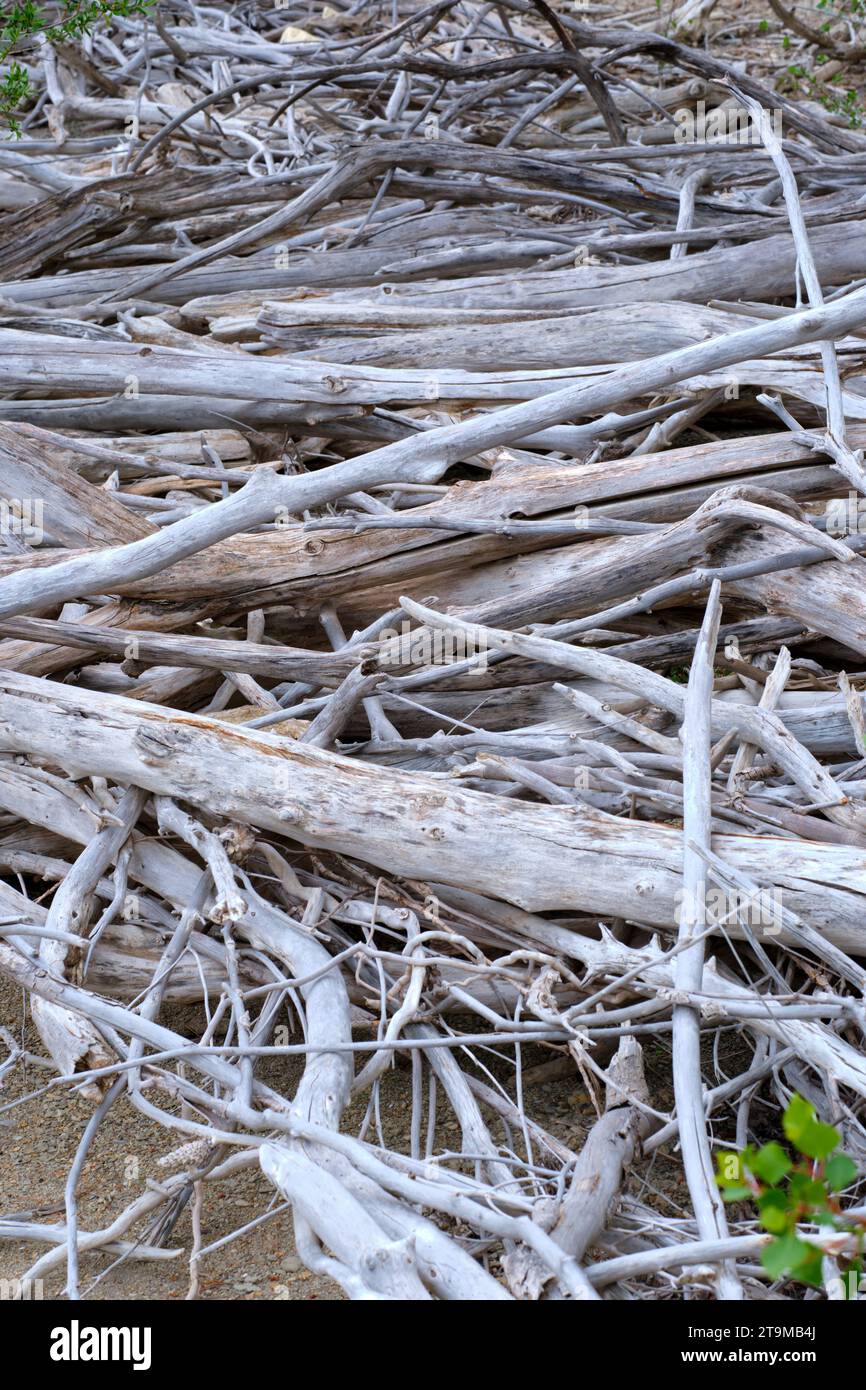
[133,724,189,764]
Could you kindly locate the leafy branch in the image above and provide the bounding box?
[716,1093,864,1293]
[0,1,155,133]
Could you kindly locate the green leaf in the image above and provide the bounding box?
[720,1183,753,1202]
[761,1233,816,1280]
[798,1248,826,1287]
[815,1209,841,1227]
[788,1171,829,1206]
[783,1093,815,1145]
[751,1143,791,1185]
[783,1094,840,1159]
[798,1119,840,1160]
[825,1153,857,1191]
[757,1189,791,1234]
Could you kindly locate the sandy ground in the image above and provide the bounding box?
[0,977,346,1300]
[1,967,756,1302]
[0,975,607,1302]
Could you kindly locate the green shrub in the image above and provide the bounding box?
[1,2,155,133]
[716,1092,864,1293]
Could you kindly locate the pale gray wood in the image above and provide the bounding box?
[673,582,741,1299]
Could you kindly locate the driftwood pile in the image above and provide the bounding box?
[2,0,866,1301]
